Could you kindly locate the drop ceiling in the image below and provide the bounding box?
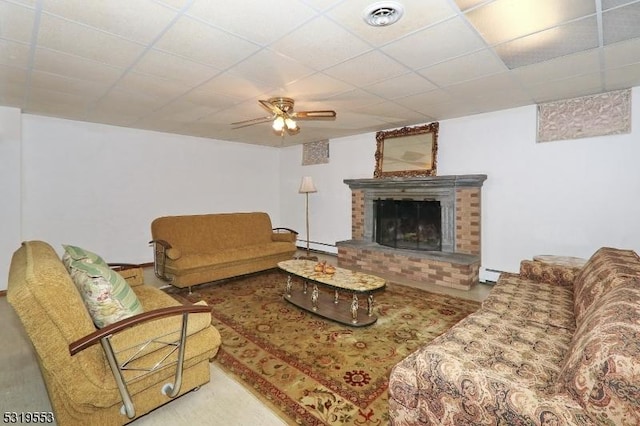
[1,0,639,147]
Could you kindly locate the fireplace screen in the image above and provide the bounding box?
[374,199,441,251]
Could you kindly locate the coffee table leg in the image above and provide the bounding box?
[334,289,339,304]
[311,284,319,311]
[367,293,374,316]
[351,294,359,324]
[285,275,292,298]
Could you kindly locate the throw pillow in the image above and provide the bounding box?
[69,261,144,328]
[62,244,108,270]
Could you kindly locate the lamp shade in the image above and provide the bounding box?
[298,176,317,193]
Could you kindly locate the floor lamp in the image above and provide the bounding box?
[298,176,318,261]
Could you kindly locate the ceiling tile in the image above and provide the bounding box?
[270,16,372,71]
[602,2,640,45]
[465,0,596,45]
[282,72,354,101]
[300,0,344,12]
[42,0,177,44]
[326,88,385,111]
[393,89,455,115]
[444,72,521,99]
[0,65,28,105]
[148,99,219,121]
[364,73,437,100]
[116,71,193,101]
[0,39,30,68]
[605,62,640,90]
[154,16,260,69]
[193,71,276,100]
[37,14,144,68]
[494,16,599,69]
[323,50,409,86]
[418,49,508,87]
[29,70,109,99]
[33,48,123,84]
[0,1,35,43]
[525,72,603,103]
[181,87,240,110]
[353,101,433,125]
[511,48,601,86]
[187,0,316,45]
[454,0,494,12]
[602,0,639,10]
[381,17,487,69]
[27,86,92,112]
[604,38,640,68]
[154,0,191,10]
[328,0,457,47]
[92,88,163,117]
[231,49,317,87]
[134,49,220,85]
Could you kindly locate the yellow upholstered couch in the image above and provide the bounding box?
[7,241,222,426]
[150,212,298,291]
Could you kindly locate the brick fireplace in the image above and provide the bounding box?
[337,175,487,290]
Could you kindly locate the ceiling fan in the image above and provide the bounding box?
[231,97,337,136]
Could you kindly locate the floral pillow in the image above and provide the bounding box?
[69,260,143,328]
[62,244,108,270]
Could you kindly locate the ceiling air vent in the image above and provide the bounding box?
[363,1,404,27]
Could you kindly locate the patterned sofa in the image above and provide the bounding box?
[389,247,640,425]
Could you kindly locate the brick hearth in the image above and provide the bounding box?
[337,175,487,290]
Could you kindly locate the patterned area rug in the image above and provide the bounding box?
[167,270,480,425]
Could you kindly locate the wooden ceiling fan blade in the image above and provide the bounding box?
[231,116,272,129]
[294,110,337,120]
[259,99,283,115]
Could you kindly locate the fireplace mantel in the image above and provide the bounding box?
[338,174,487,290]
[343,174,487,190]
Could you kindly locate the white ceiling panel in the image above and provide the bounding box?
[0,0,638,146]
[382,17,487,69]
[42,0,177,44]
[186,0,317,46]
[418,49,508,86]
[270,16,372,71]
[154,16,260,69]
[0,2,36,43]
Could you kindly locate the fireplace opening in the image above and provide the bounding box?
[374,199,441,251]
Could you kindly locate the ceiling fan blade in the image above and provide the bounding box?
[293,110,337,120]
[259,99,283,115]
[231,116,272,129]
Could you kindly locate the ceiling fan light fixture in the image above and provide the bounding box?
[284,117,297,130]
[363,1,404,27]
[272,116,285,131]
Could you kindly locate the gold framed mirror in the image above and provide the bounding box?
[374,122,439,178]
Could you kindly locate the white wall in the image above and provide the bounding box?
[279,86,640,274]
[18,115,281,269]
[0,106,22,291]
[279,133,376,254]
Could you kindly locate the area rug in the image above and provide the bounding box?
[167,270,480,425]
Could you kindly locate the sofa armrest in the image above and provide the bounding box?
[109,263,144,287]
[272,227,298,243]
[149,239,174,282]
[519,260,580,287]
[69,304,211,419]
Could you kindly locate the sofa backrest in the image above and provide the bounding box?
[7,241,112,403]
[573,247,640,324]
[151,212,275,253]
[557,279,640,424]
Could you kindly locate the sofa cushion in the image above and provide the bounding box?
[390,309,579,424]
[557,279,640,425]
[482,273,576,331]
[70,261,144,328]
[62,244,108,270]
[573,247,640,324]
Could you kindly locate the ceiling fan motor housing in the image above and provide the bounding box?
[268,97,295,113]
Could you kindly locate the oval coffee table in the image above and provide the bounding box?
[278,260,386,327]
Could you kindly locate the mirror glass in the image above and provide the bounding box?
[374,123,439,178]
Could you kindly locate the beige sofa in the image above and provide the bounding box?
[7,241,222,425]
[150,212,297,291]
[389,247,640,425]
